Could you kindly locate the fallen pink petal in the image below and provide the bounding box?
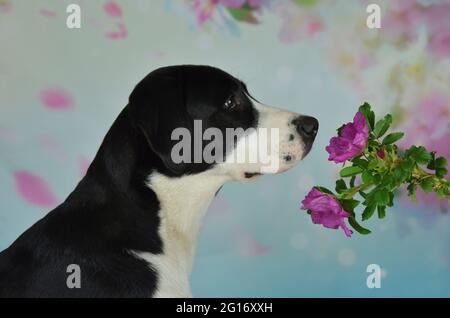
[40,8,56,18]
[39,87,74,110]
[104,1,123,19]
[14,170,58,208]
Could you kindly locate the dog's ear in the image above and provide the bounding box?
[128,71,189,175]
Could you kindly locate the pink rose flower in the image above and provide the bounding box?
[301,188,352,237]
[326,112,369,163]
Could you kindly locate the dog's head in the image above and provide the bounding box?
[129,65,318,180]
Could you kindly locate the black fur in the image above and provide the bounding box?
[0,65,259,297]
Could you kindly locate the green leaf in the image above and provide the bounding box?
[314,186,334,195]
[352,158,368,169]
[392,166,409,184]
[362,170,374,184]
[374,189,390,206]
[373,114,392,138]
[335,179,347,194]
[437,187,449,199]
[419,178,434,193]
[407,183,418,202]
[358,102,371,116]
[405,146,433,165]
[368,158,379,170]
[382,132,404,145]
[436,157,448,169]
[358,102,374,130]
[388,192,394,207]
[377,205,386,219]
[399,159,415,172]
[227,6,253,22]
[348,217,371,235]
[350,176,356,188]
[435,157,448,178]
[380,175,395,189]
[359,191,368,198]
[427,152,437,170]
[341,199,360,212]
[362,204,377,221]
[340,166,363,178]
[436,168,448,179]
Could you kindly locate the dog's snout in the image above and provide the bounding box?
[292,116,319,139]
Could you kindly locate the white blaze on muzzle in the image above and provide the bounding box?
[220,100,309,180]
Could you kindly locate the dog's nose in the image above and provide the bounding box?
[292,116,319,139]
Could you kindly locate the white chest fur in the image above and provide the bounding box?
[133,170,229,298]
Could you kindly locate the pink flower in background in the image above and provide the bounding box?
[301,188,352,237]
[383,1,450,59]
[219,0,245,8]
[326,112,369,163]
[219,0,263,8]
[248,0,263,8]
[40,8,56,18]
[389,0,417,13]
[276,1,323,43]
[39,87,74,110]
[398,93,450,211]
[104,1,123,18]
[193,0,218,25]
[399,94,449,148]
[105,22,128,40]
[14,171,58,208]
[0,0,11,13]
[429,28,450,59]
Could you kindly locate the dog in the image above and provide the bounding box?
[0,65,318,297]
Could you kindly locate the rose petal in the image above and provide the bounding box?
[39,87,74,110]
[14,170,58,207]
[104,1,123,18]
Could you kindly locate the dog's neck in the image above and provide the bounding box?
[139,171,229,297]
[148,171,229,255]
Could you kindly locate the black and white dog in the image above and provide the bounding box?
[0,65,318,297]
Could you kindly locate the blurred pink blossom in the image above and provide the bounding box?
[40,8,56,18]
[383,1,450,59]
[39,87,74,110]
[398,93,450,211]
[0,0,11,13]
[276,2,323,43]
[105,22,128,40]
[219,0,245,7]
[104,1,123,18]
[14,171,58,208]
[193,0,218,25]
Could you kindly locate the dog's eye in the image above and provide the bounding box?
[224,95,238,110]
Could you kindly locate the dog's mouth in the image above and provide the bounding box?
[244,172,262,179]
